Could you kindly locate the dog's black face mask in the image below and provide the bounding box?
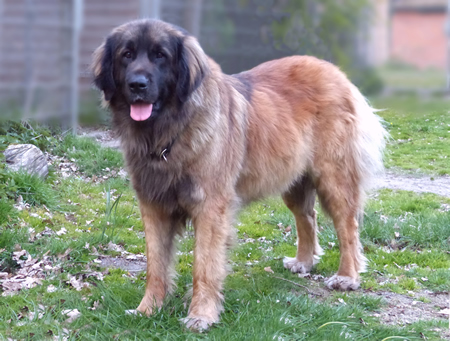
[93,20,209,123]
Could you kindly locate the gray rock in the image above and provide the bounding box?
[4,144,48,179]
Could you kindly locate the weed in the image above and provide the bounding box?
[3,170,57,208]
[102,185,124,240]
[0,120,58,153]
[0,198,16,226]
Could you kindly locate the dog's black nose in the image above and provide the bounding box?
[128,74,149,93]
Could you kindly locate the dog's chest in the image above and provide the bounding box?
[128,158,204,214]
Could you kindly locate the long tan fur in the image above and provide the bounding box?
[92,19,386,331]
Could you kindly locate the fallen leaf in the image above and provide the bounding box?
[62,309,81,323]
[42,219,54,226]
[337,298,346,305]
[56,228,67,236]
[64,213,77,223]
[47,285,57,293]
[89,300,100,311]
[298,273,311,278]
[107,241,125,252]
[57,248,72,260]
[67,275,89,291]
[438,308,450,316]
[264,266,274,274]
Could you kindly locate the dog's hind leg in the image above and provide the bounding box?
[136,201,181,315]
[314,165,367,291]
[282,175,323,274]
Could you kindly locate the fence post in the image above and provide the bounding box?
[23,0,35,120]
[183,0,203,38]
[140,0,160,19]
[71,0,83,135]
[0,0,3,101]
[446,0,450,90]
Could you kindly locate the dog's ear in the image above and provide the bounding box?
[92,35,117,102]
[176,36,210,103]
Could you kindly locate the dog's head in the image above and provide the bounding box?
[92,19,209,121]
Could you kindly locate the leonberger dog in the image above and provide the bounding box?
[92,19,386,331]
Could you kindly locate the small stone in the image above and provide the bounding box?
[4,144,48,179]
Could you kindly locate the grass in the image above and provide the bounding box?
[4,170,58,208]
[53,134,124,178]
[378,63,446,90]
[0,175,447,339]
[1,107,449,339]
[372,96,450,175]
[0,198,16,226]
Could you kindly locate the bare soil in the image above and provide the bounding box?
[374,171,450,198]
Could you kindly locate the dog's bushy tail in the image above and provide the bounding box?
[351,84,388,207]
[348,85,387,274]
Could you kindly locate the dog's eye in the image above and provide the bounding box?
[123,51,133,59]
[156,52,164,59]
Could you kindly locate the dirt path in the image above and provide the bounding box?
[374,171,450,197]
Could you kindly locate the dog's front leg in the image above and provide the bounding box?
[184,200,231,331]
[136,201,179,316]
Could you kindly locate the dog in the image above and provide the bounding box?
[92,19,386,331]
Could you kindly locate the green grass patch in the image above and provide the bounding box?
[0,120,58,153]
[0,274,425,341]
[372,96,450,175]
[4,170,58,208]
[0,198,16,226]
[363,189,450,249]
[378,64,445,89]
[53,134,124,177]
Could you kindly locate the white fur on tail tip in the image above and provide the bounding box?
[350,84,388,193]
[350,87,385,274]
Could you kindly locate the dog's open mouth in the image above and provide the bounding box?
[130,102,153,121]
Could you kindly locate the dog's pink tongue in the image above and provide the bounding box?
[130,103,153,121]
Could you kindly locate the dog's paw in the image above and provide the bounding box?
[324,275,360,291]
[182,316,216,332]
[283,257,313,273]
[136,301,159,317]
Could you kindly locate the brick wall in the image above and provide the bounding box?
[391,11,447,70]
